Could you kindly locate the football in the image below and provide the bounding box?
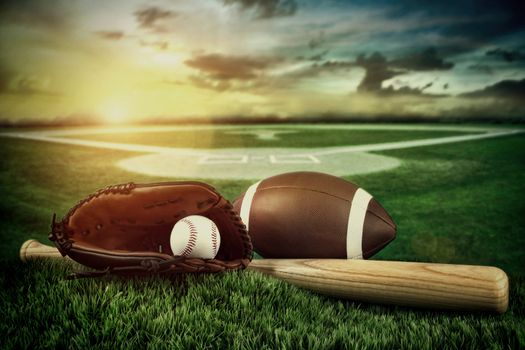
[233,172,396,259]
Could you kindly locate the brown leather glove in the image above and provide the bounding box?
[49,181,252,278]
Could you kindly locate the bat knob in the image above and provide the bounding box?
[20,239,39,262]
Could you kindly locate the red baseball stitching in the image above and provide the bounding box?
[178,218,198,257]
[211,223,218,257]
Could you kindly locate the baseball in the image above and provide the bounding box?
[170,215,221,259]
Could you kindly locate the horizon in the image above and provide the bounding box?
[0,0,524,125]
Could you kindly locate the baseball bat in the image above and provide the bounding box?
[20,239,508,313]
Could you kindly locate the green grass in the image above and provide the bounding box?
[354,133,525,274]
[61,128,475,148]
[1,124,524,348]
[1,260,524,349]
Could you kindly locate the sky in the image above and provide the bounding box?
[0,0,524,124]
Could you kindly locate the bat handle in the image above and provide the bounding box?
[20,239,64,262]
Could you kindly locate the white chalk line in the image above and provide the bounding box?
[313,129,523,155]
[1,125,522,159]
[3,125,521,179]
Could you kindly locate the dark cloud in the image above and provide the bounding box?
[183,53,299,93]
[486,48,525,62]
[185,48,454,96]
[290,48,452,94]
[222,0,297,19]
[0,72,57,96]
[13,76,58,96]
[134,6,177,32]
[295,51,332,62]
[468,64,494,75]
[355,52,401,92]
[318,60,354,70]
[461,78,525,103]
[15,76,41,95]
[282,59,354,80]
[0,63,56,96]
[0,0,72,31]
[380,82,446,97]
[308,31,325,50]
[382,0,525,52]
[308,50,329,62]
[94,31,125,40]
[185,54,279,81]
[353,49,452,95]
[390,48,454,71]
[380,86,424,96]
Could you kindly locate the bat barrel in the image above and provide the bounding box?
[248,259,509,313]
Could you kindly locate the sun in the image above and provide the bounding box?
[100,104,129,125]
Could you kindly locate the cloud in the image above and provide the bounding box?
[188,76,233,92]
[222,0,297,19]
[0,74,56,96]
[308,31,325,50]
[134,6,177,32]
[317,60,354,70]
[185,53,279,81]
[288,48,452,94]
[94,30,169,51]
[384,0,525,50]
[296,50,330,62]
[275,60,353,82]
[390,48,454,71]
[0,0,72,31]
[15,76,42,95]
[352,49,453,95]
[486,48,525,62]
[380,83,447,98]
[13,75,57,96]
[461,78,525,103]
[468,64,494,75]
[308,50,329,62]
[94,31,126,40]
[184,48,454,96]
[355,52,401,92]
[0,64,56,96]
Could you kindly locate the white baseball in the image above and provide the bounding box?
[170,215,221,259]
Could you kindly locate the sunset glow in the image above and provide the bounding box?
[0,0,523,124]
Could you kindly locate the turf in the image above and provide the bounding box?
[60,128,476,148]
[0,124,524,349]
[354,133,525,274]
[1,260,524,349]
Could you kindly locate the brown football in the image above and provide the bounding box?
[233,172,396,259]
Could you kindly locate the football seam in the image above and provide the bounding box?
[254,186,353,203]
[362,235,396,258]
[366,208,396,229]
[252,186,395,228]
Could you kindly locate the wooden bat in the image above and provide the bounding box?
[20,239,509,313]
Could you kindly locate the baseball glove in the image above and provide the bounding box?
[49,181,252,278]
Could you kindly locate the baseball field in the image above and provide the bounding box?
[1,123,524,349]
